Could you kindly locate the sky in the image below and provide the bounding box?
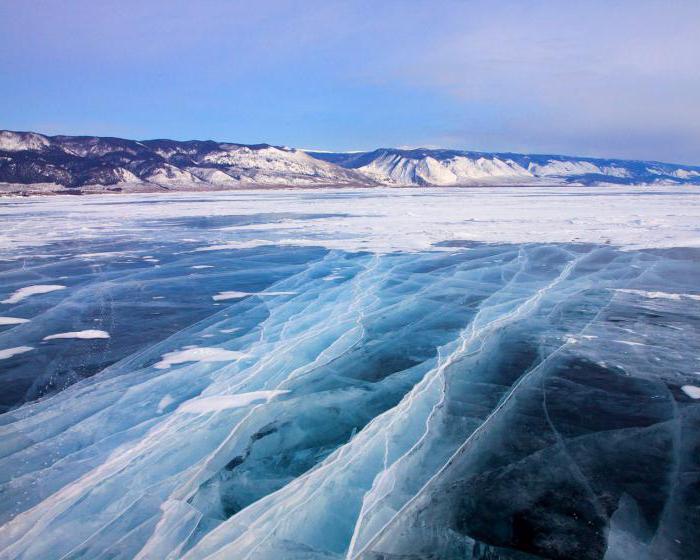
[1,0,699,164]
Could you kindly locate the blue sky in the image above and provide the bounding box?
[1,0,699,163]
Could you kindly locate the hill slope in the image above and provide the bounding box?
[308,148,700,187]
[2,130,699,193]
[0,131,377,192]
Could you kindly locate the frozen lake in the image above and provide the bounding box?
[1,187,699,559]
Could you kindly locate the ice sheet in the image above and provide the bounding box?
[1,186,700,256]
[0,188,699,560]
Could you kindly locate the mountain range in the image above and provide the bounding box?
[1,129,699,194]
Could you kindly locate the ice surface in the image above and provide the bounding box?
[1,186,700,255]
[0,188,699,559]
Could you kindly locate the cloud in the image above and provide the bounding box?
[359,0,700,162]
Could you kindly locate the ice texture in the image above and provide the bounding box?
[0,189,699,559]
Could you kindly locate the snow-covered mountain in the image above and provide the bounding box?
[309,148,700,187]
[1,130,699,193]
[0,131,377,192]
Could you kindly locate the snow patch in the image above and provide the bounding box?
[0,316,30,325]
[212,291,297,301]
[154,346,247,369]
[43,330,110,340]
[176,390,289,414]
[157,394,176,413]
[194,240,272,251]
[681,385,700,399]
[617,289,700,301]
[0,346,33,359]
[77,251,132,259]
[0,131,50,152]
[2,285,67,304]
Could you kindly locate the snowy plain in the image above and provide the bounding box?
[1,186,700,254]
[0,186,699,560]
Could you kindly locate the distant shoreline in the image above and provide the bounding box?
[3,181,696,198]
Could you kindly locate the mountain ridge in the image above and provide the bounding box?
[2,129,699,194]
